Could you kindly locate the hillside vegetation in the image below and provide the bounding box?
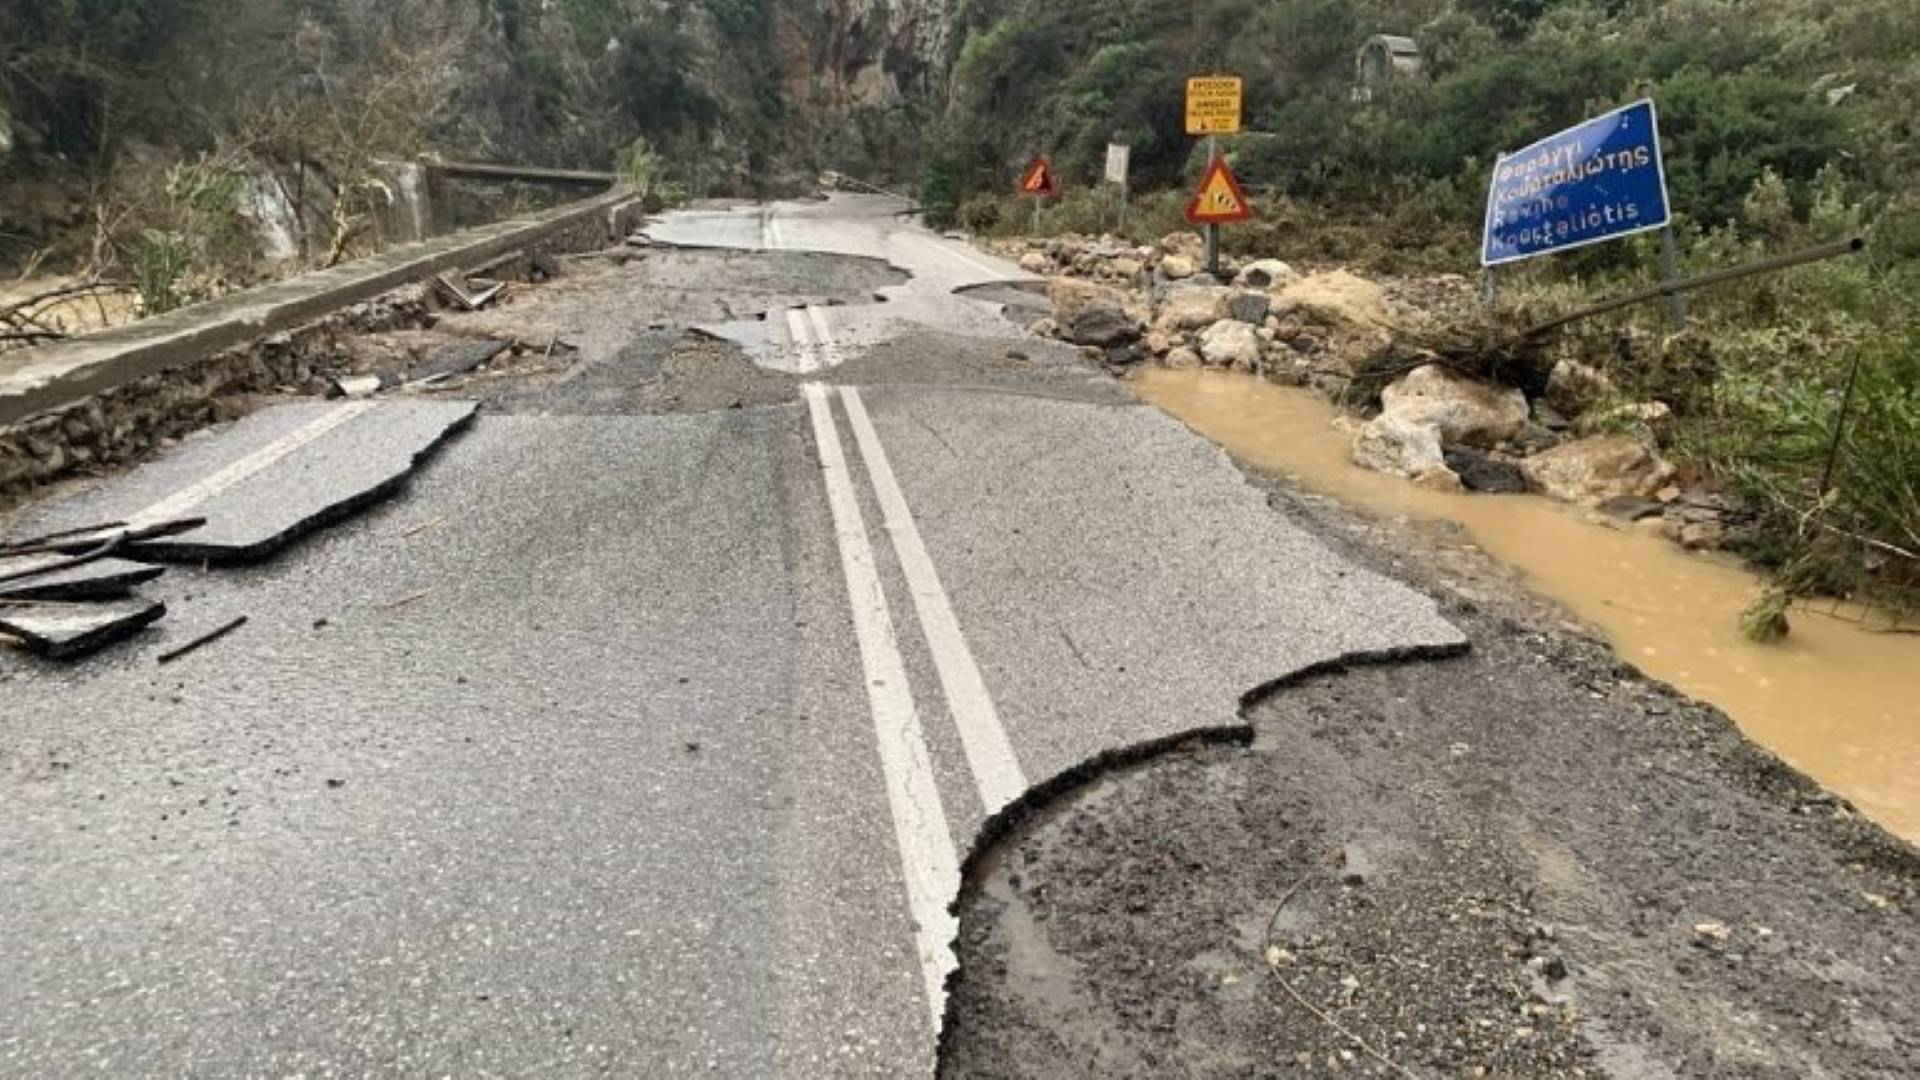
[0,0,937,276]
[927,0,1918,623]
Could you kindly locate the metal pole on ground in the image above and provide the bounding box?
[1483,268,1498,309]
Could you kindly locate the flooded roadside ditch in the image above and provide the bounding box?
[1132,366,1920,846]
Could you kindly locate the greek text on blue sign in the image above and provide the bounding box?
[1482,99,1672,267]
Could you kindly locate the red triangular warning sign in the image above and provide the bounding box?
[1017,156,1061,199]
[1185,156,1254,224]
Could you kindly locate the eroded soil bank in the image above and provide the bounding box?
[1132,367,1920,847]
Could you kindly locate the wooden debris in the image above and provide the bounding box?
[157,616,249,665]
[431,273,506,312]
[379,589,434,611]
[0,517,206,562]
[0,522,128,558]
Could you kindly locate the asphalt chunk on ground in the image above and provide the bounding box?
[0,555,164,602]
[0,597,167,659]
[8,400,477,564]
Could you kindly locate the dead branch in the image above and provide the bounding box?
[1262,861,1428,1080]
[156,616,249,665]
[1765,490,1919,564]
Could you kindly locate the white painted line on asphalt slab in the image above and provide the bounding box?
[902,232,1010,281]
[784,308,817,373]
[130,402,378,527]
[805,306,845,370]
[840,386,1029,815]
[801,382,961,1036]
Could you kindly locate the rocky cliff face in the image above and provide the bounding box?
[766,0,950,184]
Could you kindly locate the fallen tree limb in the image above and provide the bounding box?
[1262,861,1427,1080]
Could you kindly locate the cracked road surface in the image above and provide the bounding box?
[0,195,1461,1076]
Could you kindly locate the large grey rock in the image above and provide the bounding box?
[1379,365,1529,449]
[1521,436,1676,505]
[1153,286,1233,335]
[1049,278,1141,347]
[1198,321,1262,369]
[1353,412,1453,487]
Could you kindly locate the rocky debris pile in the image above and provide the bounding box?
[1015,230,1747,551]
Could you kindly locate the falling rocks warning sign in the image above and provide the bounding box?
[1186,157,1254,224]
[1017,156,1061,199]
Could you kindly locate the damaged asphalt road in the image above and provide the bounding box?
[1,194,1914,1078]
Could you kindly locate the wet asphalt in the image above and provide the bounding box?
[0,195,1462,1076]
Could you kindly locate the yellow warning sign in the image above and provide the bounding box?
[1185,157,1254,224]
[1186,76,1243,136]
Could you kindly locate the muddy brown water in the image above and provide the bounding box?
[1133,367,1920,845]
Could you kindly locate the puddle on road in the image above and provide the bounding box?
[1132,367,1920,845]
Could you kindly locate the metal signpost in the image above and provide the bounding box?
[1105,143,1131,231]
[1185,77,1244,278]
[1481,99,1681,326]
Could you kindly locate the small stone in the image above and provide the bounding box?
[1634,516,1682,543]
[1018,252,1050,274]
[1164,347,1202,371]
[1680,521,1727,551]
[1236,259,1297,289]
[1224,290,1271,325]
[1694,921,1731,942]
[1161,254,1198,280]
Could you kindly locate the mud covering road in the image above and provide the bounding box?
[941,478,1920,1079]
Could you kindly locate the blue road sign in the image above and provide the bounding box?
[1481,99,1672,267]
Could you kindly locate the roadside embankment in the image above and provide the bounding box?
[1,192,641,507]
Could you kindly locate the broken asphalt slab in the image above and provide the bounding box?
[5,400,478,564]
[0,554,164,602]
[0,598,167,659]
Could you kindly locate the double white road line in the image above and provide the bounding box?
[800,329,1027,1035]
[773,199,1025,1032]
